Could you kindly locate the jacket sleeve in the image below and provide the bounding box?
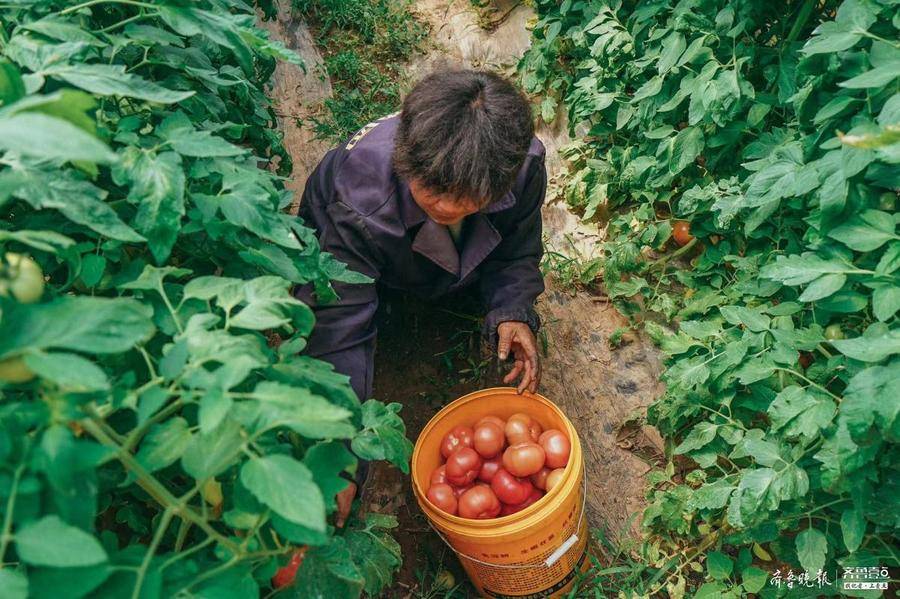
[479,156,547,348]
[295,193,382,402]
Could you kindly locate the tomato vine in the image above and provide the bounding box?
[0,1,409,597]
[521,0,897,594]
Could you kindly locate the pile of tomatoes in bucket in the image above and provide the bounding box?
[426,413,570,519]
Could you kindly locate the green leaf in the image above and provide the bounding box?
[250,381,356,439]
[798,273,846,302]
[345,514,402,595]
[304,441,355,513]
[840,62,900,89]
[827,210,897,251]
[0,569,28,599]
[801,21,862,55]
[43,63,194,103]
[795,528,827,574]
[135,417,192,474]
[0,113,116,163]
[122,150,186,263]
[674,422,718,454]
[872,283,900,321]
[2,167,144,242]
[240,454,326,531]
[23,351,109,391]
[719,306,770,332]
[157,112,244,157]
[292,537,365,598]
[831,323,900,362]
[198,388,233,435]
[761,253,853,286]
[741,566,768,593]
[351,401,413,473]
[767,386,834,441]
[181,418,244,480]
[840,508,866,553]
[16,515,108,567]
[840,363,900,439]
[631,75,663,103]
[669,126,704,174]
[0,297,154,358]
[688,478,736,511]
[706,551,733,580]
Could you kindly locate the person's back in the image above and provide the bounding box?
[295,69,546,402]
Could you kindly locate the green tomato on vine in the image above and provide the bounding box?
[0,252,44,303]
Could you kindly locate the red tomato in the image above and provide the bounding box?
[672,221,694,246]
[427,483,458,515]
[502,442,545,477]
[499,488,544,516]
[458,486,501,519]
[445,447,483,486]
[538,429,571,469]
[451,482,474,498]
[473,421,505,458]
[430,465,448,486]
[530,467,551,490]
[440,426,475,459]
[477,415,506,429]
[478,456,502,483]
[545,468,565,491]
[505,413,540,445]
[272,548,307,588]
[490,469,534,505]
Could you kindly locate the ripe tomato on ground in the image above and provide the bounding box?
[672,221,694,246]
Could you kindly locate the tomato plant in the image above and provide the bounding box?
[0,2,412,597]
[522,0,898,592]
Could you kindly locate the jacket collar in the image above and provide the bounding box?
[398,179,513,278]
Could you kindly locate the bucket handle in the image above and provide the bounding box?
[428,464,588,570]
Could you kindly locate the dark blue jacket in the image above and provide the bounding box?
[296,114,546,400]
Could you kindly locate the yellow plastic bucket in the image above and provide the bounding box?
[411,388,589,598]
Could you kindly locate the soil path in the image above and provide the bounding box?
[260,0,666,594]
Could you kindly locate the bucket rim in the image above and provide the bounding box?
[411,386,582,530]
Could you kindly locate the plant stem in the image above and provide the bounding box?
[649,237,698,271]
[59,0,156,15]
[80,418,242,556]
[132,507,174,599]
[0,462,25,564]
[786,0,816,44]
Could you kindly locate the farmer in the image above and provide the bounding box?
[296,69,545,404]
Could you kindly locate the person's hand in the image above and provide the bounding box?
[497,321,541,394]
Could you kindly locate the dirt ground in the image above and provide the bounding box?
[260,0,667,595]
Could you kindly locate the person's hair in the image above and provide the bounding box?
[392,69,534,206]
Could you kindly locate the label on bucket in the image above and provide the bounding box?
[460,500,588,597]
[482,550,588,599]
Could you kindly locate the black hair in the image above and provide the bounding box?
[392,69,534,205]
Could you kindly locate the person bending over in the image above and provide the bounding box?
[296,68,545,405]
